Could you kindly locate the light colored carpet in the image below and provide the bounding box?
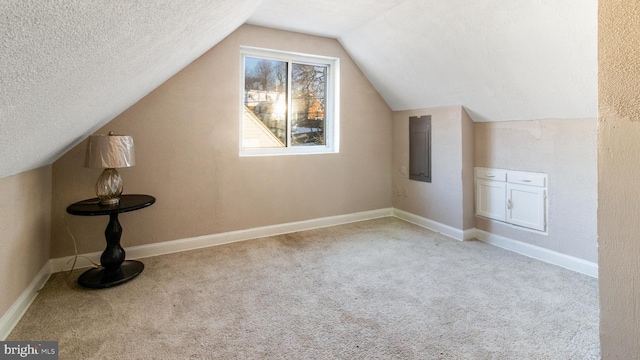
[9,218,599,359]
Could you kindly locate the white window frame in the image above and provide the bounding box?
[239,46,340,156]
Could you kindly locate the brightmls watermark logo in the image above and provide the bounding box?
[0,342,58,359]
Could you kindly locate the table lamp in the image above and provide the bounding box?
[85,132,135,205]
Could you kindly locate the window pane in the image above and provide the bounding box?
[291,63,327,146]
[243,57,287,148]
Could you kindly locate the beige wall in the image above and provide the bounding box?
[598,0,640,357]
[392,106,474,232]
[474,119,597,262]
[50,24,393,258]
[0,166,51,318]
[461,109,475,230]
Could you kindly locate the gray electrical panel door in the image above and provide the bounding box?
[409,115,431,183]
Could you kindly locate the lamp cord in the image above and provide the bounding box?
[62,216,99,274]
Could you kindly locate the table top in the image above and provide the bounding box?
[66,194,155,216]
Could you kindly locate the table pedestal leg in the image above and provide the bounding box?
[78,213,144,289]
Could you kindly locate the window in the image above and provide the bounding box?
[240,47,339,155]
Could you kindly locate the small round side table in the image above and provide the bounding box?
[66,194,155,289]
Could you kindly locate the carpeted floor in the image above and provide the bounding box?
[8,217,600,359]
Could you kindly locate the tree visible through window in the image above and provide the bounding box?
[291,63,327,146]
[241,47,338,155]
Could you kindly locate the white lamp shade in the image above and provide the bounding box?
[85,134,135,169]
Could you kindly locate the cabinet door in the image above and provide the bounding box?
[507,183,546,231]
[476,179,507,221]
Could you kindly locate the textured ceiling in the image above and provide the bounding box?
[250,0,597,121]
[0,0,259,179]
[0,0,597,179]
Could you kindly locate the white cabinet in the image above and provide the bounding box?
[475,167,547,232]
[507,183,546,231]
[476,180,506,221]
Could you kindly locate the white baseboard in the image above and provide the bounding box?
[390,210,598,278]
[474,229,598,278]
[7,207,598,341]
[462,228,477,241]
[0,262,51,340]
[51,208,394,273]
[48,208,598,281]
[392,209,475,241]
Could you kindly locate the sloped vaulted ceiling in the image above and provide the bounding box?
[0,0,596,179]
[0,0,259,179]
[250,0,597,121]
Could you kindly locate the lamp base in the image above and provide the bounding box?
[96,168,123,205]
[99,197,120,206]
